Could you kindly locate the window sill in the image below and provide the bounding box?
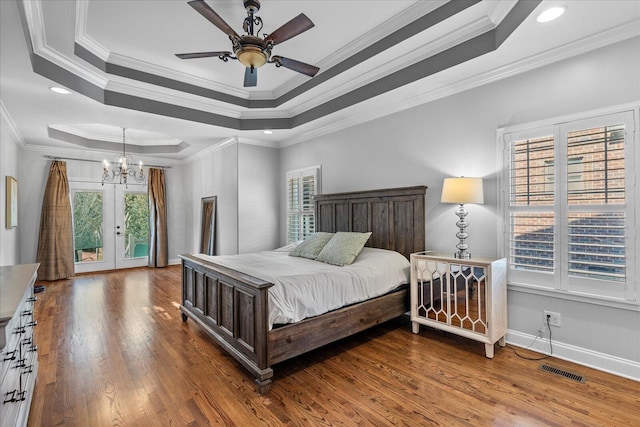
[507,281,640,312]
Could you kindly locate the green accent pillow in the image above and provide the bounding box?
[316,232,372,266]
[288,232,334,259]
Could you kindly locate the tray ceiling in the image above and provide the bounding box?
[1,0,638,161]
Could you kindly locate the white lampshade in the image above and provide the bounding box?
[441,177,484,204]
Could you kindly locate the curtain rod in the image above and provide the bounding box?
[43,155,171,169]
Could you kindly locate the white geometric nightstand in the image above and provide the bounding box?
[410,252,507,358]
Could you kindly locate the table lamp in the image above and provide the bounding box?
[441,177,484,259]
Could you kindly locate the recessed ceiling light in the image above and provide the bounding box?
[537,6,566,23]
[50,86,71,95]
[263,130,273,134]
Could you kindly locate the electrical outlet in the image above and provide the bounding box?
[544,310,561,327]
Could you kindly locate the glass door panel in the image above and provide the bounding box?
[115,186,149,269]
[71,182,115,273]
[124,193,149,259]
[73,191,104,263]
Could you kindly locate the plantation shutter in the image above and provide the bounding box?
[564,122,627,285]
[502,110,635,301]
[286,166,320,243]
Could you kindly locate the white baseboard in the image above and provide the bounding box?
[506,329,640,382]
[168,258,181,266]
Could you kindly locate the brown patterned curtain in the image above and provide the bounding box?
[148,168,168,267]
[36,161,74,280]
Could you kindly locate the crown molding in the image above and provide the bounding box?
[0,101,26,147]
[287,15,495,117]
[183,136,238,163]
[483,18,640,83]
[104,79,245,118]
[74,0,110,61]
[486,0,519,25]
[20,141,182,166]
[47,126,189,154]
[279,22,640,148]
[236,136,279,149]
[272,0,449,98]
[25,0,107,88]
[48,124,183,147]
[108,51,252,100]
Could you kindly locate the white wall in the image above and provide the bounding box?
[279,37,640,378]
[0,110,21,266]
[238,143,280,253]
[185,140,280,255]
[185,140,239,255]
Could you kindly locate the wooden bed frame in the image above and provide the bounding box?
[179,185,427,394]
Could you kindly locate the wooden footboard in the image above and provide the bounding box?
[180,254,275,393]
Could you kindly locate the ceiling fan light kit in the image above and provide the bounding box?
[176,0,319,87]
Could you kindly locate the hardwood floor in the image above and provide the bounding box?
[28,266,639,426]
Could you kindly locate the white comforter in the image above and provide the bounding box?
[194,247,410,329]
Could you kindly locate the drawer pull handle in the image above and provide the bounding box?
[28,344,38,353]
[3,350,17,361]
[22,365,33,375]
[15,358,27,368]
[22,337,32,346]
[13,326,26,334]
[22,310,33,316]
[3,390,26,404]
[27,296,37,302]
[27,320,37,327]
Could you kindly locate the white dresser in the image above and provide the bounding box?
[410,252,507,358]
[1,264,39,427]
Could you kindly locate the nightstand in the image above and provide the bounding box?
[410,252,507,358]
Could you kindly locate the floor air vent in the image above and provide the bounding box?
[539,364,585,383]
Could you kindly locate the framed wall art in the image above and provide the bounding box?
[6,176,17,228]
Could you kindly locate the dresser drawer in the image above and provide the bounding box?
[0,358,22,427]
[0,315,24,385]
[0,264,39,427]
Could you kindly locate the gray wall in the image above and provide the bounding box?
[279,37,640,377]
[238,143,280,253]
[0,117,21,266]
[185,141,239,255]
[184,140,280,256]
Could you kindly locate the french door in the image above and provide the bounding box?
[70,181,149,273]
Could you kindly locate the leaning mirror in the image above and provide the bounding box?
[200,196,216,255]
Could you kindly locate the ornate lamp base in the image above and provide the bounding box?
[453,203,471,259]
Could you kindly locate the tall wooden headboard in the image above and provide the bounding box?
[314,185,427,260]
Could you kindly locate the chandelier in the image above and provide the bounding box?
[102,128,145,186]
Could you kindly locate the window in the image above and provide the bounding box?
[501,110,636,302]
[286,166,320,243]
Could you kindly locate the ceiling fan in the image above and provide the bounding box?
[176,0,320,87]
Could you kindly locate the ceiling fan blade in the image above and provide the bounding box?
[244,67,258,87]
[265,13,314,45]
[188,0,239,38]
[272,56,319,77]
[175,51,230,59]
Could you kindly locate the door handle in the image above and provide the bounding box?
[116,232,121,235]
